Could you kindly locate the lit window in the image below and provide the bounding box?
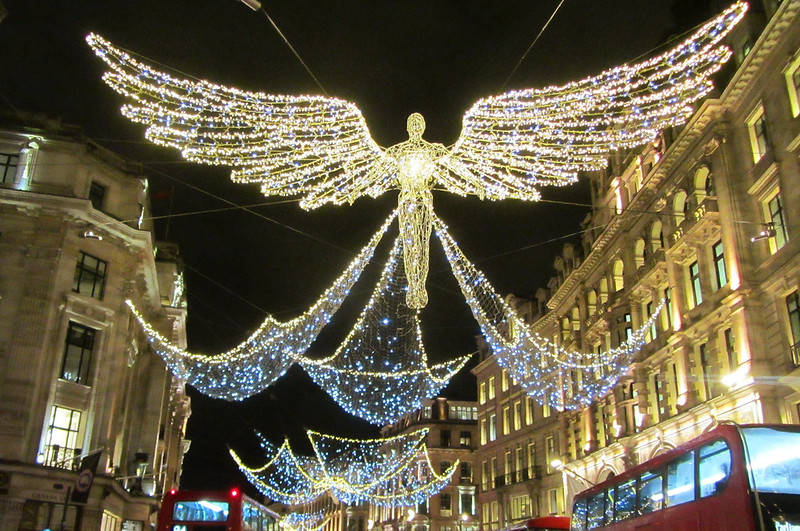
[479,382,486,404]
[746,104,769,163]
[689,261,703,307]
[1,152,19,183]
[784,49,800,117]
[43,405,82,469]
[488,413,497,442]
[765,193,789,252]
[513,401,522,431]
[502,406,510,435]
[61,322,96,385]
[545,436,556,474]
[459,430,472,447]
[73,251,107,300]
[646,301,657,342]
[487,376,496,400]
[501,369,509,391]
[712,240,728,289]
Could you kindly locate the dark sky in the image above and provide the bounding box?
[0,0,716,492]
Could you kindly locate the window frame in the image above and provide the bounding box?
[746,104,770,163]
[60,321,97,386]
[0,152,20,183]
[73,251,108,300]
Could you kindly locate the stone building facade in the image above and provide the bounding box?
[370,398,480,531]
[473,0,800,525]
[0,111,191,530]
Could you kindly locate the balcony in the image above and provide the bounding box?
[494,466,542,488]
[44,445,81,471]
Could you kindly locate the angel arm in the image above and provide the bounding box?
[446,1,747,201]
[86,33,389,209]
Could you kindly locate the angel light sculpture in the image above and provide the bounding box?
[86,1,746,310]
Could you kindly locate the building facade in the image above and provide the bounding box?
[0,111,191,530]
[474,0,800,524]
[370,398,480,531]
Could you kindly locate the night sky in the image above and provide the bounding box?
[1,0,718,493]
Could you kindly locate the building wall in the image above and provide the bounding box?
[370,398,479,531]
[0,112,191,530]
[473,0,800,524]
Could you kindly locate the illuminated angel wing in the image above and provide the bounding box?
[86,34,387,209]
[447,1,747,200]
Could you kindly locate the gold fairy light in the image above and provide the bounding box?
[86,1,746,309]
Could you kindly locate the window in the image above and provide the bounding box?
[440,493,452,517]
[501,369,509,391]
[43,405,82,469]
[646,301,657,342]
[712,241,728,289]
[460,430,472,447]
[724,328,737,370]
[488,413,497,442]
[766,193,789,251]
[513,401,522,430]
[502,406,510,435]
[698,439,731,498]
[61,322,96,385]
[1,152,19,183]
[652,373,666,420]
[511,495,530,520]
[440,460,452,475]
[488,376,496,400]
[747,104,770,163]
[490,457,498,489]
[663,287,673,331]
[73,252,108,299]
[515,445,524,481]
[89,181,106,211]
[527,442,537,478]
[505,450,513,480]
[545,436,556,474]
[548,487,562,515]
[441,430,451,447]
[638,470,663,514]
[689,261,703,307]
[480,419,487,445]
[481,461,489,491]
[586,491,607,529]
[614,478,636,521]
[784,49,800,117]
[479,382,486,404]
[666,451,695,507]
[699,343,714,399]
[787,292,800,366]
[460,462,473,483]
[459,489,475,515]
[525,397,534,424]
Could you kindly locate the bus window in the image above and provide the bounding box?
[173,500,229,521]
[586,490,606,529]
[698,439,731,498]
[666,451,694,507]
[614,478,636,521]
[637,469,663,514]
[742,426,800,495]
[571,498,587,531]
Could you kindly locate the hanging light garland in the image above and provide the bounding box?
[433,214,664,411]
[126,212,395,400]
[87,2,745,309]
[231,428,456,507]
[301,233,471,425]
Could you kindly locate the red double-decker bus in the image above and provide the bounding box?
[503,516,571,531]
[157,488,281,531]
[569,423,800,530]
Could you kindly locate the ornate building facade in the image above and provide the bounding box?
[370,398,480,531]
[0,111,191,530]
[474,0,800,525]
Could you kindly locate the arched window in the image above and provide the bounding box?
[571,307,581,331]
[634,238,646,268]
[694,165,713,197]
[650,220,664,251]
[599,278,609,304]
[587,289,597,316]
[613,259,625,292]
[673,190,688,225]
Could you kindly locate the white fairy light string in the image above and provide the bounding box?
[301,234,471,425]
[231,428,456,507]
[433,214,664,411]
[86,2,746,310]
[126,212,395,400]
